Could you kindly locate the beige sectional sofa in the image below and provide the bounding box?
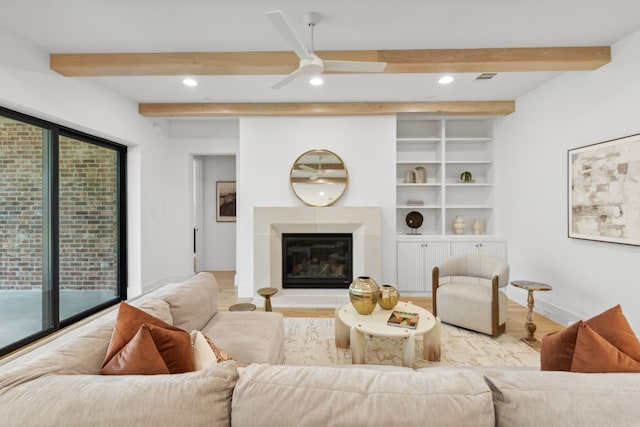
[1,272,639,427]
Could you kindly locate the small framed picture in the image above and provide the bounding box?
[216,181,236,222]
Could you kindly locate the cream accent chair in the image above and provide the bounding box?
[432,254,509,337]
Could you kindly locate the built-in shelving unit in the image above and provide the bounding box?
[396,115,496,236]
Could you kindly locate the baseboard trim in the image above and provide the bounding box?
[507,291,582,327]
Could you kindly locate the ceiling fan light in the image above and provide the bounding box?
[309,76,324,86]
[438,75,454,85]
[182,78,198,87]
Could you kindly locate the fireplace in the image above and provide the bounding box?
[282,233,353,289]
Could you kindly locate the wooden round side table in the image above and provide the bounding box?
[257,287,278,312]
[510,280,552,342]
[228,302,256,312]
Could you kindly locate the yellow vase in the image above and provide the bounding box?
[378,285,400,310]
[349,276,379,315]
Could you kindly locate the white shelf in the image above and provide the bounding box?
[397,160,441,164]
[397,183,440,187]
[397,205,441,209]
[445,183,492,187]
[446,137,492,143]
[445,205,492,209]
[445,160,493,165]
[397,137,441,143]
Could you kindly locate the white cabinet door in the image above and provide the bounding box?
[397,241,450,292]
[450,241,506,259]
[397,241,424,292]
[421,241,451,292]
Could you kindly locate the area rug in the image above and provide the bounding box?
[283,317,540,368]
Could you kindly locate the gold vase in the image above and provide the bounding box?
[349,276,380,315]
[378,285,400,310]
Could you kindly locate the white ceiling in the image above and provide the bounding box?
[2,0,640,105]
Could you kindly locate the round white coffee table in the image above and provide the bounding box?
[335,301,441,367]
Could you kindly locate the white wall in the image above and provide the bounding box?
[202,155,236,271]
[0,28,170,296]
[498,29,640,331]
[165,120,239,279]
[236,116,396,298]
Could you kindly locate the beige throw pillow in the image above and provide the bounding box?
[190,330,241,371]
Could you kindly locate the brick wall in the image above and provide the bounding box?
[0,122,118,290]
[0,122,43,290]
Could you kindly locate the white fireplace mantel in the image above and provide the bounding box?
[253,207,382,307]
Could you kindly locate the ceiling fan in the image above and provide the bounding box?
[265,10,387,89]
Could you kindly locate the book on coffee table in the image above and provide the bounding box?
[386,310,419,329]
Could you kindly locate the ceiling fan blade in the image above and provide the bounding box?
[266,10,311,60]
[323,60,387,73]
[271,66,309,89]
[299,165,319,173]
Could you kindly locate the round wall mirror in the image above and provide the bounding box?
[290,149,348,207]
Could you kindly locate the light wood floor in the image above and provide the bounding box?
[213,271,565,348]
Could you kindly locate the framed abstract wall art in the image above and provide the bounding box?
[568,133,640,246]
[216,181,236,222]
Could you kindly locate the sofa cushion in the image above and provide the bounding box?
[202,311,284,364]
[101,302,194,374]
[232,364,495,427]
[570,322,640,373]
[484,369,640,427]
[161,272,219,332]
[540,305,640,371]
[0,362,238,427]
[102,323,195,375]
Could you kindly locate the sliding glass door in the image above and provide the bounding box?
[0,116,48,350]
[0,107,126,356]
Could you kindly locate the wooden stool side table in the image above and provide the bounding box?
[257,287,278,312]
[510,280,552,342]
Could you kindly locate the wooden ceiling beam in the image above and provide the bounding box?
[51,46,610,77]
[138,101,516,117]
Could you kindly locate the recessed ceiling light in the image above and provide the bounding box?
[182,78,198,87]
[438,75,454,85]
[309,77,324,86]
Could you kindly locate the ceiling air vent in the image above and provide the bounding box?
[476,73,497,80]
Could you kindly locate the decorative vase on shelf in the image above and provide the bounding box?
[473,218,483,235]
[378,285,400,310]
[414,166,426,183]
[349,276,380,315]
[453,216,465,234]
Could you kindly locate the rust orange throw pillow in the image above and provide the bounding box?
[541,305,640,371]
[570,322,640,373]
[101,302,195,375]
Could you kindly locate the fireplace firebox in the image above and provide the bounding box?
[282,233,353,289]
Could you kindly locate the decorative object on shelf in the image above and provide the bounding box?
[290,149,348,207]
[406,200,424,206]
[405,211,424,235]
[348,276,380,315]
[453,215,465,234]
[404,167,427,184]
[378,284,400,310]
[473,218,483,235]
[459,170,475,183]
[568,133,640,246]
[405,169,417,183]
